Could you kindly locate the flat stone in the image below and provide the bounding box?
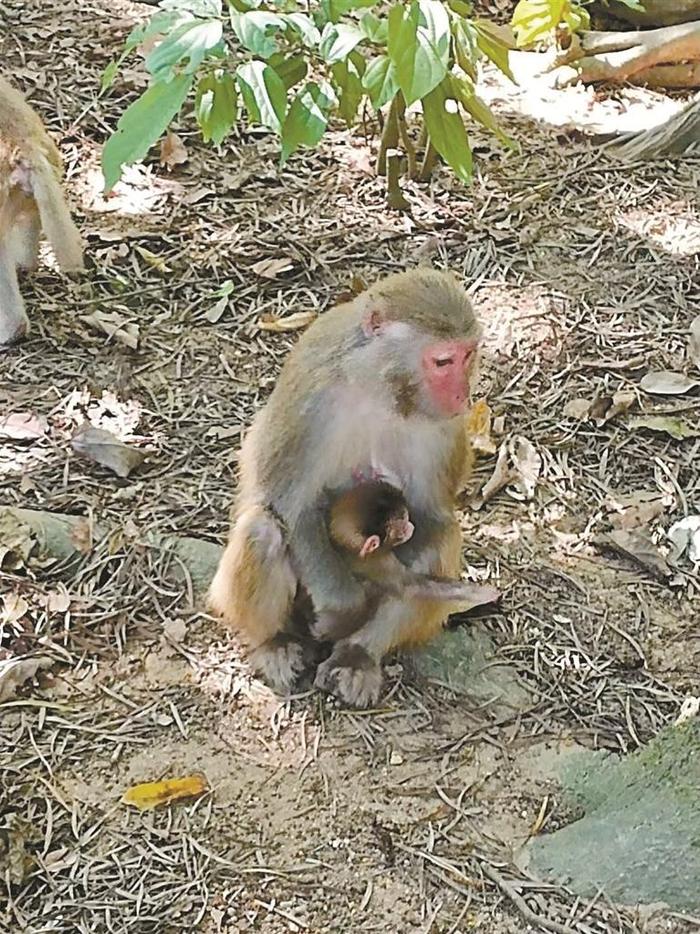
[412,623,532,713]
[526,720,700,910]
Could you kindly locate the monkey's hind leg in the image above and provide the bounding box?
[315,519,462,708]
[0,242,29,345]
[208,506,306,694]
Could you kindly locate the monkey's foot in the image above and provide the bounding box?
[250,635,306,694]
[314,643,383,708]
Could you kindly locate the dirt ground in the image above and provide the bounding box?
[1,1,700,932]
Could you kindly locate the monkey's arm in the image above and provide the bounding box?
[288,505,367,613]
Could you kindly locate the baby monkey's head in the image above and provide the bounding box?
[352,480,415,558]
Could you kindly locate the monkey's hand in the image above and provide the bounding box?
[314,642,382,708]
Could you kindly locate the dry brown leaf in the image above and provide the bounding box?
[668,516,700,563]
[205,425,243,441]
[472,441,513,509]
[159,131,188,170]
[206,295,229,324]
[71,425,146,479]
[596,529,671,581]
[0,412,48,442]
[46,587,71,614]
[252,257,294,279]
[466,399,496,456]
[0,816,31,885]
[258,311,317,333]
[70,518,93,555]
[590,389,636,425]
[0,655,53,703]
[134,246,170,273]
[162,617,187,644]
[81,311,140,350]
[184,186,215,205]
[122,774,208,811]
[563,398,591,419]
[628,415,699,441]
[509,435,541,499]
[640,371,699,396]
[689,315,700,370]
[2,593,29,625]
[607,492,666,530]
[0,513,35,571]
[221,169,253,191]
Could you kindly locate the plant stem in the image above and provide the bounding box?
[419,141,438,181]
[377,95,400,176]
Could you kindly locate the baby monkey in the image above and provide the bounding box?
[328,479,498,609]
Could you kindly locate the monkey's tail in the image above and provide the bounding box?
[406,578,499,612]
[30,153,84,273]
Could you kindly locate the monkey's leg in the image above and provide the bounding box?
[315,519,461,707]
[0,241,29,345]
[208,506,307,693]
[11,207,41,272]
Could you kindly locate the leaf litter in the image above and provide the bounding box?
[1,3,699,932]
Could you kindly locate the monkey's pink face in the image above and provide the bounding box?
[421,339,479,417]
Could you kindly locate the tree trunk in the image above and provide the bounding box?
[552,21,700,87]
[604,94,700,159]
[597,0,700,28]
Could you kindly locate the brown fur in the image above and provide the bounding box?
[0,75,84,345]
[209,268,482,706]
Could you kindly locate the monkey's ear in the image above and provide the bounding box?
[361,307,385,338]
[359,535,381,558]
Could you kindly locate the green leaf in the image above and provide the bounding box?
[268,52,308,90]
[124,10,188,55]
[229,11,286,58]
[473,19,516,82]
[320,0,377,24]
[362,54,398,109]
[195,72,238,144]
[451,75,516,149]
[236,60,287,132]
[562,4,589,32]
[284,12,321,46]
[422,76,472,184]
[447,0,472,15]
[452,19,478,80]
[332,51,365,125]
[613,0,644,9]
[360,12,388,45]
[387,0,449,106]
[146,19,224,80]
[280,81,335,163]
[101,59,121,92]
[512,0,564,48]
[319,22,365,64]
[102,74,193,191]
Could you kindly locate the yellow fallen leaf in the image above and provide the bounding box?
[134,246,171,274]
[466,399,496,456]
[121,774,208,811]
[258,311,317,333]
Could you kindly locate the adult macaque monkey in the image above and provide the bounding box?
[0,76,84,345]
[210,268,482,707]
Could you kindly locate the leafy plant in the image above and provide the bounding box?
[511,0,590,48]
[101,0,516,198]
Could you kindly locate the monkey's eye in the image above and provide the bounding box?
[433,355,454,368]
